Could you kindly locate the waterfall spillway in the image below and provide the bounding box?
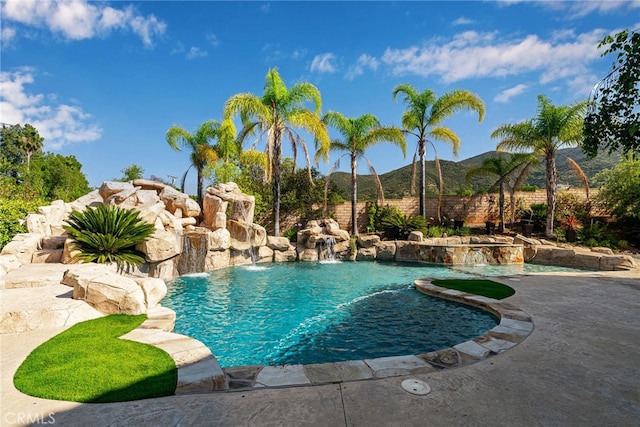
[320,236,339,263]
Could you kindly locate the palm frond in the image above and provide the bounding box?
[566,156,590,199]
[365,157,385,206]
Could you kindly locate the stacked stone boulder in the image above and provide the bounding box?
[296,219,352,261]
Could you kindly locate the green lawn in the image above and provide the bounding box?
[14,314,177,403]
[431,279,515,300]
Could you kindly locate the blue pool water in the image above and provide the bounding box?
[162,261,574,367]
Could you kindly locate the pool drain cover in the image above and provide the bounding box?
[401,379,431,395]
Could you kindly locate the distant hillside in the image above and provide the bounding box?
[329,148,621,201]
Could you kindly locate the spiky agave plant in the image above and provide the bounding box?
[63,204,155,268]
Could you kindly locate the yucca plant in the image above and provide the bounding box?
[63,204,155,268]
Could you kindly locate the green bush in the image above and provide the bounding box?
[0,198,44,250]
[520,185,539,192]
[578,223,613,248]
[380,211,427,240]
[63,205,155,268]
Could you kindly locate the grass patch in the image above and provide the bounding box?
[431,279,515,300]
[14,314,177,403]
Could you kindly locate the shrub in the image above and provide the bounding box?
[520,185,539,192]
[0,198,44,250]
[63,205,155,268]
[380,211,427,240]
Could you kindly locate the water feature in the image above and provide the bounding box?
[319,236,338,263]
[464,248,487,266]
[163,262,509,367]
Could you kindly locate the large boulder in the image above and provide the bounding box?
[1,233,42,264]
[62,266,147,315]
[24,213,50,236]
[160,187,201,218]
[201,193,229,230]
[208,228,231,251]
[206,183,255,224]
[267,236,291,251]
[136,229,182,263]
[99,181,134,200]
[133,277,167,308]
[67,189,103,212]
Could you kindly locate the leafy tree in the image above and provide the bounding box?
[0,123,43,172]
[166,119,236,208]
[63,205,155,269]
[584,29,640,156]
[592,153,640,218]
[321,112,405,235]
[118,164,145,182]
[465,153,538,232]
[33,153,91,201]
[392,84,485,218]
[223,68,330,236]
[0,126,90,202]
[492,95,587,238]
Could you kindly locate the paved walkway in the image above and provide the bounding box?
[1,270,639,426]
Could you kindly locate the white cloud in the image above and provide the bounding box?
[453,17,474,26]
[207,33,220,47]
[310,53,337,73]
[0,70,102,150]
[187,47,208,60]
[381,28,607,93]
[1,0,166,47]
[345,54,379,80]
[494,84,528,103]
[1,26,17,45]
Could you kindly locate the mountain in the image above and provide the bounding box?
[329,148,621,201]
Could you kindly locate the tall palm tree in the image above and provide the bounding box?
[321,112,406,235]
[166,119,236,209]
[392,84,485,218]
[465,153,538,232]
[492,95,587,238]
[21,124,44,171]
[223,68,330,236]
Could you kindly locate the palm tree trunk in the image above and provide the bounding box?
[499,181,505,233]
[545,154,557,238]
[509,187,516,224]
[273,138,282,237]
[196,168,204,210]
[419,140,426,217]
[351,153,358,236]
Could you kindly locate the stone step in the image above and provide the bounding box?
[121,327,226,393]
[139,306,176,332]
[0,284,103,333]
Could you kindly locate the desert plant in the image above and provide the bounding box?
[63,205,155,268]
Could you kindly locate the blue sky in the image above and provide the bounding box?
[1,1,638,194]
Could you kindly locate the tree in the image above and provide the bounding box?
[321,112,405,235]
[584,29,640,157]
[593,153,640,218]
[392,84,485,218]
[492,95,587,238]
[33,153,91,201]
[166,119,236,209]
[223,68,330,236]
[118,164,145,182]
[0,123,44,172]
[465,153,537,232]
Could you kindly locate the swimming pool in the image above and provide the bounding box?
[162,261,565,367]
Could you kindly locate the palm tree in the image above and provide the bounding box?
[392,84,485,218]
[465,153,538,233]
[21,124,44,171]
[321,112,406,235]
[492,95,587,238]
[166,119,236,209]
[223,68,330,236]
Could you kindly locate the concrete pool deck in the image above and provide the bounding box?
[1,269,639,426]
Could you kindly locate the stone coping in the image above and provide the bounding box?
[210,278,533,392]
